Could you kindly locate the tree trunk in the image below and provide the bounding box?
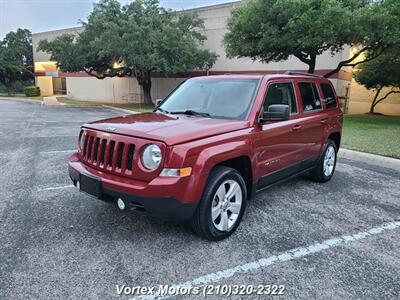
[369,86,383,114]
[6,84,13,97]
[307,54,316,74]
[141,80,152,105]
[137,71,152,105]
[369,103,376,114]
[3,78,13,97]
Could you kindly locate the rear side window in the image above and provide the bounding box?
[264,82,297,114]
[320,83,337,108]
[298,82,321,112]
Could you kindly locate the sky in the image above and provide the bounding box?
[0,0,237,39]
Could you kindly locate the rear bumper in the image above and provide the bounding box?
[68,157,198,221]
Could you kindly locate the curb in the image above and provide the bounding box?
[338,148,400,172]
[102,105,140,114]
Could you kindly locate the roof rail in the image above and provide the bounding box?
[284,71,323,78]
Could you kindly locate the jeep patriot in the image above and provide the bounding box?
[68,73,343,240]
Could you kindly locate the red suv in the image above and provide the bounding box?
[68,73,342,240]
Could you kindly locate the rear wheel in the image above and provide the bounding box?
[310,139,337,182]
[190,166,247,241]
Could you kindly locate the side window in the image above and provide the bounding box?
[320,83,337,109]
[264,82,297,114]
[298,82,322,112]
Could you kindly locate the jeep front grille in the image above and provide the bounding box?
[80,131,135,175]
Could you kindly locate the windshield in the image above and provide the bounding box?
[159,79,260,120]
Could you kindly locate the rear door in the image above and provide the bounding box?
[319,81,342,127]
[293,80,328,164]
[254,79,308,187]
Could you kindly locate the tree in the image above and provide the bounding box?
[38,0,217,104]
[353,47,400,114]
[224,0,400,78]
[0,29,33,95]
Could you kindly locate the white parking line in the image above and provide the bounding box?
[40,150,76,154]
[37,185,75,191]
[131,220,400,300]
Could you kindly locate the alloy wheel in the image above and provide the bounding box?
[323,145,336,177]
[211,179,242,232]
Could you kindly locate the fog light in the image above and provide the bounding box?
[117,198,126,210]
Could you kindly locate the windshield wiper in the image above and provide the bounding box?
[155,107,169,114]
[169,110,211,118]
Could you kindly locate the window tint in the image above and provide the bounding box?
[264,82,297,114]
[298,82,322,112]
[320,83,337,108]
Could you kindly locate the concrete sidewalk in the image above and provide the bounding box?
[41,96,65,106]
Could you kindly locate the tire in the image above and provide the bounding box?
[310,139,337,182]
[190,166,247,241]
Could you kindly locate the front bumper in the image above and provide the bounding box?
[68,157,198,221]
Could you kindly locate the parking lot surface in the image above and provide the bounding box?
[0,99,399,300]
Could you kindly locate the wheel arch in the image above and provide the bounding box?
[213,156,253,200]
[180,139,255,203]
[328,131,341,150]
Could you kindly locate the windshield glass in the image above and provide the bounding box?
[159,79,260,120]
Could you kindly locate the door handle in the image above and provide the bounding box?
[320,119,327,124]
[292,125,302,131]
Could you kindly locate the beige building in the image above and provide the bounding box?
[32,1,400,115]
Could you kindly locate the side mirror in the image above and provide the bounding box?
[155,98,163,107]
[260,104,289,122]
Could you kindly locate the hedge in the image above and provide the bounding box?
[24,86,41,97]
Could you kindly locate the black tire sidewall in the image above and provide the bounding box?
[202,167,247,240]
[320,140,337,181]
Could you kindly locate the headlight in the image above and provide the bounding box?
[142,144,162,170]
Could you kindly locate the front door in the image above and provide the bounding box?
[254,80,308,189]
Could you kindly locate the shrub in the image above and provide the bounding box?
[24,86,40,97]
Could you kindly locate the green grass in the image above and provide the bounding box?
[342,114,400,158]
[56,97,105,106]
[56,97,154,112]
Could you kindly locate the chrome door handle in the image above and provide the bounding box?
[320,119,327,124]
[292,125,302,131]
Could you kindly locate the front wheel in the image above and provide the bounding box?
[190,166,247,241]
[310,139,337,182]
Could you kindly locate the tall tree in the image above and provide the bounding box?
[353,47,400,114]
[0,29,33,95]
[38,0,217,104]
[224,0,400,78]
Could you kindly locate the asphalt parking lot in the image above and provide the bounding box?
[0,99,399,300]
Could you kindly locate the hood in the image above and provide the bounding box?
[83,112,250,145]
